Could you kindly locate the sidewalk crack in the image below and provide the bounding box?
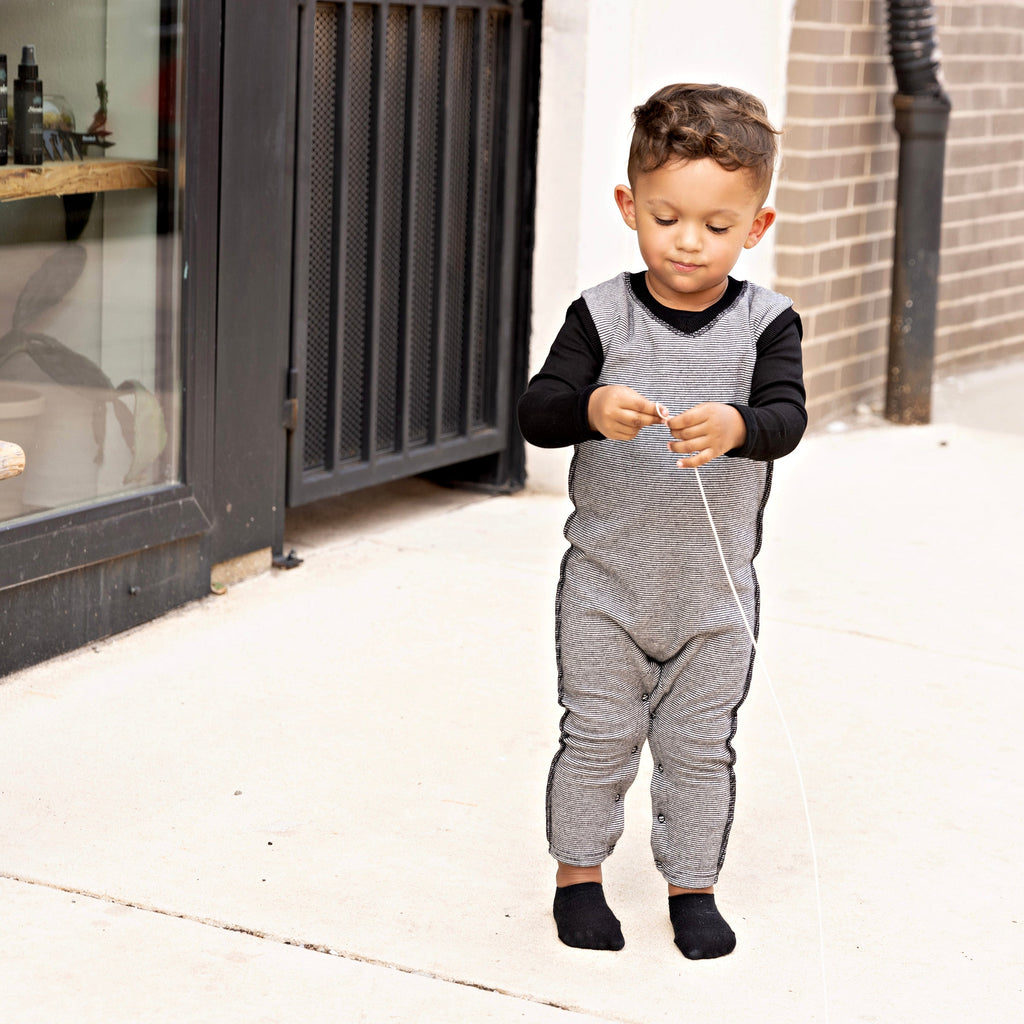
[1,872,635,1023]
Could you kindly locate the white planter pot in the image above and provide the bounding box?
[0,382,46,521]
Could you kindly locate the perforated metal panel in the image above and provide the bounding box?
[304,6,338,471]
[289,0,530,502]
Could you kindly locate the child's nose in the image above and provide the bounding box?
[675,223,701,253]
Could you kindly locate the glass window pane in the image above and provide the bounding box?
[0,0,183,523]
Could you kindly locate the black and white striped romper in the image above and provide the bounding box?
[547,271,793,889]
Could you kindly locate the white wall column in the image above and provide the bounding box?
[526,0,798,491]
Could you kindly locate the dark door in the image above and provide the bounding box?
[287,0,538,504]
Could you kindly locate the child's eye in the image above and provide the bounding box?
[707,225,729,235]
[654,217,676,226]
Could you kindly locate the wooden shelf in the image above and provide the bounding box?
[0,159,164,202]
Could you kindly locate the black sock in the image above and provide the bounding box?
[668,893,736,960]
[552,882,625,951]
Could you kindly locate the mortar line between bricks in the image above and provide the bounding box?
[1,871,636,1024]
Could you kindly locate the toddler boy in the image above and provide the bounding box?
[518,83,806,958]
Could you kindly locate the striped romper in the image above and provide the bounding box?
[547,272,795,889]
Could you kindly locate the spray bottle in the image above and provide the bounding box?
[14,45,43,166]
[0,54,8,165]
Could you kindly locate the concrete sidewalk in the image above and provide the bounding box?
[2,364,1023,1023]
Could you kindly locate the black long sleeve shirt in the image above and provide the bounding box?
[517,273,807,462]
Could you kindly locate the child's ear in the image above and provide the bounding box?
[614,184,637,230]
[743,206,776,249]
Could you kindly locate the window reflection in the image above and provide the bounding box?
[0,0,182,523]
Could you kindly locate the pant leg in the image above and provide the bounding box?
[547,563,660,867]
[646,625,756,888]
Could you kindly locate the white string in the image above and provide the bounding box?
[691,464,831,1024]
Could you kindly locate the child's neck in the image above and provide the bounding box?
[644,272,729,313]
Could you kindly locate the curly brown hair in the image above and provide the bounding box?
[627,83,780,199]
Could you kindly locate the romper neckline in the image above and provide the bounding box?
[628,272,744,336]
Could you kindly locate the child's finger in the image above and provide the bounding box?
[616,409,661,432]
[667,436,712,456]
[675,448,714,468]
[600,408,661,439]
[629,397,662,420]
[667,421,711,444]
[667,403,713,429]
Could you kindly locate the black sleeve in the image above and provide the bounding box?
[516,298,606,448]
[727,307,807,462]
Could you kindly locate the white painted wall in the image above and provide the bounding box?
[526,0,798,492]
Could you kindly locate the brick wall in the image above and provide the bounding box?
[775,0,1024,425]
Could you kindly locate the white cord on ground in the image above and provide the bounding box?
[692,464,831,1024]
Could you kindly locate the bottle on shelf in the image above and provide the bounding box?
[1,54,8,165]
[14,45,44,166]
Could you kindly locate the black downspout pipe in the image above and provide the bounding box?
[884,0,952,424]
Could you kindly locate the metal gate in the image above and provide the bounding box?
[287,0,535,504]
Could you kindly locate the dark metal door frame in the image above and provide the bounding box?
[0,0,221,673]
[287,0,537,505]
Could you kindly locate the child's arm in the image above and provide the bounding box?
[517,299,659,447]
[732,308,806,460]
[517,299,603,448]
[665,308,806,465]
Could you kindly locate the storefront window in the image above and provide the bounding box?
[0,1,183,523]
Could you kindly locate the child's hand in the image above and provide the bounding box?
[587,385,662,440]
[664,403,747,468]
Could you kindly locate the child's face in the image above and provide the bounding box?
[614,159,776,311]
